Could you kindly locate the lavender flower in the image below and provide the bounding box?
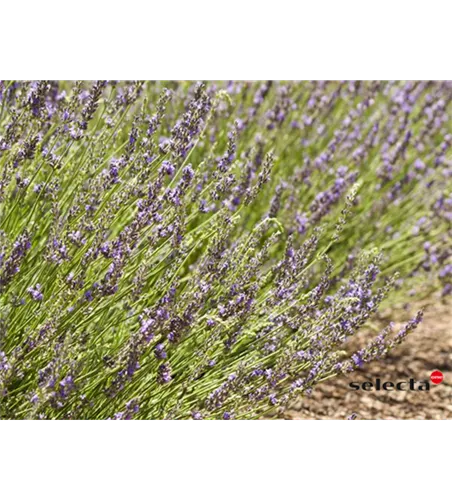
[157,363,172,385]
[154,343,167,360]
[27,284,43,301]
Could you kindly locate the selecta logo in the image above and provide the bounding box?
[430,370,443,384]
[350,370,443,391]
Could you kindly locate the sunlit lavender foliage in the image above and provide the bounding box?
[0,81,450,419]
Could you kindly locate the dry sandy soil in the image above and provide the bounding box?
[286,300,452,420]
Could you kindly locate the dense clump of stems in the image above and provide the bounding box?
[0,81,449,419]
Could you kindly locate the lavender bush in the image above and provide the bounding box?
[0,81,450,419]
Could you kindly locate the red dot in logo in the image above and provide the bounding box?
[430,370,444,384]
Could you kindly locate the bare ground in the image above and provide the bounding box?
[286,300,452,420]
